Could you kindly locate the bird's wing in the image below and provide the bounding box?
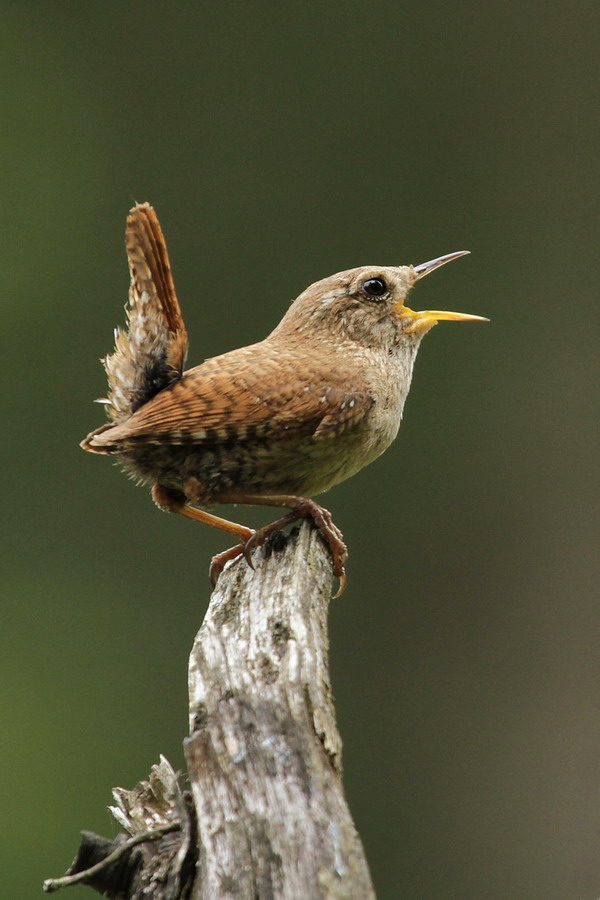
[102,203,189,423]
[90,345,374,448]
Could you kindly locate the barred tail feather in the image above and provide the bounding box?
[102,203,188,423]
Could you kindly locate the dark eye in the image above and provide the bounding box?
[362,277,388,298]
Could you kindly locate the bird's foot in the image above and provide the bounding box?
[243,501,348,596]
[291,499,347,597]
[208,499,348,597]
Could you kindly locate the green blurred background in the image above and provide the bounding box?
[2,2,598,898]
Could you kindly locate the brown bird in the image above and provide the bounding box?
[81,203,487,594]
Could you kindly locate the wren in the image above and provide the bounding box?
[81,203,487,593]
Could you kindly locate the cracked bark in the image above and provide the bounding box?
[186,521,374,899]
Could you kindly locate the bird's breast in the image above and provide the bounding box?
[286,347,419,495]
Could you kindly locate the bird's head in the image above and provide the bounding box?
[273,251,487,349]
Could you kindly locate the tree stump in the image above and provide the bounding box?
[44,522,375,899]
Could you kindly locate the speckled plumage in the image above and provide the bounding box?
[81,203,485,590]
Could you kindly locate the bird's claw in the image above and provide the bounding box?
[209,505,349,599]
[333,572,347,599]
[327,535,348,599]
[242,534,259,569]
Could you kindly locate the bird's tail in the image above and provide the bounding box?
[98,202,189,425]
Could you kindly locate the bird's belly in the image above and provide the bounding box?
[118,423,396,501]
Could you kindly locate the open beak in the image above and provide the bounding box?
[413,250,472,280]
[398,250,489,334]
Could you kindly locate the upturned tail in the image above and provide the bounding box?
[92,203,189,432]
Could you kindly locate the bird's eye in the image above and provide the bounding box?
[362,277,388,298]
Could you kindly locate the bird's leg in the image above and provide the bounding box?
[151,483,254,541]
[152,484,347,596]
[216,493,348,596]
[153,483,252,587]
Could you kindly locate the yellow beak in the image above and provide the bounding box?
[397,250,489,334]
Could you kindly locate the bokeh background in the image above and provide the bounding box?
[2,2,599,898]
